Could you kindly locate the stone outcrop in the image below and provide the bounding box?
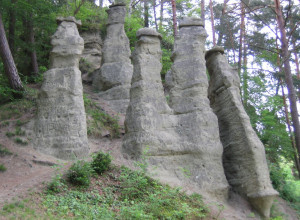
[80,28,102,83]
[34,17,89,160]
[123,23,229,199]
[206,46,278,218]
[168,18,229,198]
[93,3,133,113]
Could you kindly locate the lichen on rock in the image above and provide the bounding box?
[34,17,89,160]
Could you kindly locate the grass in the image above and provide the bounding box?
[0,161,208,219]
[0,144,13,156]
[0,86,37,122]
[84,95,120,138]
[14,137,28,146]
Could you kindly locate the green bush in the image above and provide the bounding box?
[0,145,13,156]
[91,151,111,175]
[47,174,67,194]
[67,161,93,187]
[0,164,7,172]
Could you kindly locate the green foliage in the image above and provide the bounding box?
[47,174,67,194]
[0,145,13,156]
[84,95,120,138]
[0,164,7,172]
[67,160,93,187]
[6,131,15,138]
[269,159,300,214]
[125,16,144,50]
[91,151,112,175]
[14,137,28,145]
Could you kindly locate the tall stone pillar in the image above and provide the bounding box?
[93,3,133,113]
[34,17,89,160]
[206,46,278,218]
[167,17,229,198]
[123,25,229,199]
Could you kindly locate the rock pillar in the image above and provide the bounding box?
[93,3,133,113]
[206,46,278,218]
[34,17,89,160]
[80,28,102,83]
[123,25,229,199]
[167,17,229,198]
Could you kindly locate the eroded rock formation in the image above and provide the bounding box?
[93,3,133,113]
[34,17,89,160]
[206,46,278,218]
[123,24,229,199]
[80,28,102,83]
[168,17,229,198]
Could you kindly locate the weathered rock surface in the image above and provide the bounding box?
[206,46,278,218]
[123,23,228,199]
[80,29,102,83]
[168,17,229,198]
[34,17,89,160]
[93,3,133,113]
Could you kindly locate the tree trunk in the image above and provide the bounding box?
[238,0,245,78]
[8,0,17,56]
[274,0,300,168]
[0,12,24,91]
[153,0,158,31]
[144,0,149,27]
[201,0,205,28]
[28,13,39,75]
[171,0,177,36]
[159,0,164,31]
[209,0,216,46]
[242,32,248,106]
[216,0,228,46]
[280,78,300,177]
[128,0,134,16]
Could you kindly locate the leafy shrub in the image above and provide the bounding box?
[91,151,111,175]
[67,161,93,187]
[47,174,67,194]
[0,164,7,172]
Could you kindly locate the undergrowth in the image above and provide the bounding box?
[269,159,300,217]
[1,151,208,219]
[84,95,120,138]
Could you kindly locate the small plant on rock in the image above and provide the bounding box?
[91,151,112,175]
[0,164,7,172]
[67,160,93,187]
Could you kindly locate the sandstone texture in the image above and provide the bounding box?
[93,3,133,113]
[34,17,89,160]
[123,22,228,199]
[80,29,102,83]
[168,18,229,198]
[206,46,278,218]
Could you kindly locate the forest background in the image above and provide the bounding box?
[0,0,299,213]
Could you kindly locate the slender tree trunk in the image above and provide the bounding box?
[28,13,38,75]
[209,0,216,46]
[238,0,245,78]
[280,78,300,176]
[242,32,248,106]
[153,0,158,31]
[201,0,205,28]
[144,0,149,27]
[8,0,17,56]
[275,0,300,168]
[171,0,177,36]
[0,13,24,91]
[128,0,134,16]
[159,0,164,31]
[216,0,228,45]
